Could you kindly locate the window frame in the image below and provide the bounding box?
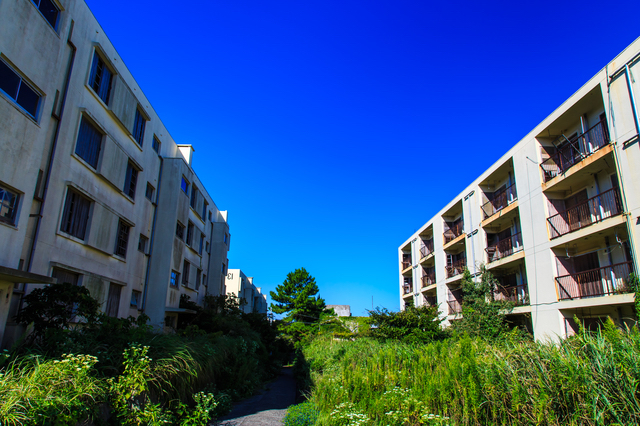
[0,57,42,120]
[60,188,91,240]
[182,260,190,287]
[195,268,202,291]
[114,219,130,258]
[199,233,205,255]
[75,115,103,169]
[30,0,60,31]
[152,136,161,154]
[130,290,142,308]
[132,107,146,147]
[123,161,139,199]
[175,222,185,240]
[88,50,114,105]
[181,176,189,195]
[186,221,194,246]
[0,183,20,226]
[170,271,180,288]
[145,183,154,201]
[138,234,148,254]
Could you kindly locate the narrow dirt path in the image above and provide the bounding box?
[216,367,296,426]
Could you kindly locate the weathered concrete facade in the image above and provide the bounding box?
[0,0,229,345]
[399,37,640,341]
[225,269,268,314]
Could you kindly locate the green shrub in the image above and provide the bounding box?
[283,401,319,426]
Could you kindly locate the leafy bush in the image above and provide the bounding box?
[368,305,444,343]
[283,401,319,426]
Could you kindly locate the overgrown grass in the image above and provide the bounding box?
[303,320,640,425]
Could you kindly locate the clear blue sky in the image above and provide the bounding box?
[85,0,640,316]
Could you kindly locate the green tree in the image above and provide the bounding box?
[270,268,325,324]
[450,267,514,339]
[368,305,445,343]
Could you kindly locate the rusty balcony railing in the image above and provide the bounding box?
[556,261,633,301]
[481,183,517,219]
[486,233,523,263]
[420,239,434,258]
[445,258,466,278]
[403,284,412,295]
[401,260,411,270]
[422,270,436,287]
[447,299,462,314]
[547,188,622,239]
[540,120,610,182]
[444,220,464,244]
[494,284,529,306]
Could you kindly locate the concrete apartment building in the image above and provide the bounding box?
[225,269,268,314]
[399,38,640,341]
[0,0,230,346]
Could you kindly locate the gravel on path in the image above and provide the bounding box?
[216,367,296,426]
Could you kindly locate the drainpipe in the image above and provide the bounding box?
[463,191,477,276]
[22,23,77,308]
[141,157,163,311]
[624,64,640,138]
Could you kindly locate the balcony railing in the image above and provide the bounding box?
[494,284,529,306]
[547,188,622,239]
[424,295,437,308]
[444,220,464,244]
[540,120,610,182]
[556,261,633,301]
[486,233,523,263]
[445,258,466,278]
[447,299,462,314]
[482,183,517,219]
[401,260,411,270]
[420,239,434,258]
[403,284,412,295]
[422,270,436,287]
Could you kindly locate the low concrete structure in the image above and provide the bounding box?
[327,305,351,317]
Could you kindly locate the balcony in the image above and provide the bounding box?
[482,183,517,219]
[540,120,609,183]
[420,239,434,258]
[447,288,463,314]
[486,233,523,263]
[556,261,634,301]
[403,284,412,295]
[401,260,411,270]
[446,258,466,279]
[424,294,437,308]
[422,270,436,287]
[547,188,622,239]
[494,284,529,306]
[444,220,464,244]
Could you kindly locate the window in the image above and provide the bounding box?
[176,222,185,240]
[0,58,41,119]
[30,0,60,29]
[132,108,146,146]
[203,274,207,288]
[60,189,91,240]
[195,269,202,291]
[224,233,228,245]
[145,183,154,201]
[52,267,80,286]
[123,162,138,199]
[138,234,148,253]
[208,211,212,221]
[182,260,190,286]
[0,184,19,225]
[186,221,194,246]
[181,177,189,194]
[190,185,198,209]
[170,270,179,288]
[89,52,113,104]
[152,136,161,154]
[114,220,130,258]
[221,263,226,275]
[202,201,208,221]
[75,116,103,169]
[130,290,141,308]
[205,241,210,253]
[105,283,121,317]
[199,233,204,255]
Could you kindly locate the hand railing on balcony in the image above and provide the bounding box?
[494,284,529,306]
[401,260,411,270]
[540,120,610,182]
[420,239,434,258]
[486,233,523,263]
[422,270,436,287]
[445,258,466,278]
[481,183,517,219]
[447,299,462,314]
[403,284,412,295]
[424,295,437,308]
[444,220,464,244]
[556,261,633,301]
[547,188,622,239]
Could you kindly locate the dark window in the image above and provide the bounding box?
[60,189,91,240]
[132,108,146,146]
[221,263,226,274]
[0,184,19,225]
[181,177,189,194]
[89,52,113,104]
[145,183,154,201]
[208,211,212,221]
[105,283,121,317]
[123,162,138,199]
[205,242,210,253]
[202,201,208,220]
[186,222,194,246]
[130,290,141,308]
[203,274,207,288]
[176,222,184,240]
[31,0,59,29]
[190,186,198,209]
[138,234,148,253]
[0,59,41,119]
[224,233,228,245]
[199,233,204,255]
[182,260,190,286]
[195,269,202,291]
[52,267,80,286]
[170,271,179,287]
[152,136,161,154]
[114,220,130,258]
[75,116,103,169]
